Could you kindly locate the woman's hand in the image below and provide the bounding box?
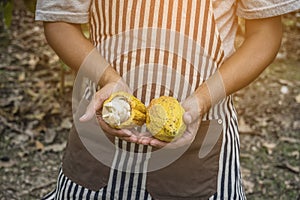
[79,76,140,143]
[138,86,211,148]
[138,95,202,148]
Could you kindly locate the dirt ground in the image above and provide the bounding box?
[0,10,299,200]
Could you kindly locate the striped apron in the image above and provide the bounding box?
[43,0,246,199]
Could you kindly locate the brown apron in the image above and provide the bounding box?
[146,120,223,200]
[62,115,223,199]
[62,96,113,191]
[62,126,111,191]
[62,0,226,199]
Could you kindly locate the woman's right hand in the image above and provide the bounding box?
[79,76,140,143]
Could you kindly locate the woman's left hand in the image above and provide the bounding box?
[138,94,204,149]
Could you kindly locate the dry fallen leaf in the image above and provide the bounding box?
[241,167,254,193]
[44,128,57,144]
[0,159,16,168]
[12,134,30,145]
[25,88,39,98]
[239,117,254,134]
[295,94,300,103]
[18,71,26,82]
[289,151,300,159]
[262,142,277,154]
[279,136,300,144]
[61,118,72,129]
[276,162,300,174]
[278,79,294,86]
[25,112,45,121]
[243,179,255,194]
[35,140,45,151]
[28,54,39,69]
[50,102,61,115]
[293,121,300,129]
[44,142,67,153]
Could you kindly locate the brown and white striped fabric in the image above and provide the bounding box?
[90,0,225,104]
[85,0,244,199]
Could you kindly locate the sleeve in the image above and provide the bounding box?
[236,0,300,19]
[35,0,92,23]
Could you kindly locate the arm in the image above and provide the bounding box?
[145,16,283,148]
[195,16,283,113]
[44,22,137,141]
[43,22,120,85]
[220,16,282,95]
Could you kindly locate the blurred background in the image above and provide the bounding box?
[0,0,299,199]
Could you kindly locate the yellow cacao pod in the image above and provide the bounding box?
[146,96,186,142]
[102,91,146,129]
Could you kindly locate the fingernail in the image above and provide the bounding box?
[79,114,87,122]
[184,113,192,124]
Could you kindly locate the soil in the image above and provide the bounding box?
[0,10,299,200]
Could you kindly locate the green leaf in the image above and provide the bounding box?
[23,0,37,13]
[59,59,70,71]
[3,1,13,28]
[81,24,90,39]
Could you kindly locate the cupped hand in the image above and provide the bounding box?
[79,78,140,143]
[138,94,204,149]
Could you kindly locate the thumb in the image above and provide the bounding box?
[183,112,193,124]
[183,110,199,125]
[79,101,96,122]
[182,95,200,125]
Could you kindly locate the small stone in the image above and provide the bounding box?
[280,86,289,94]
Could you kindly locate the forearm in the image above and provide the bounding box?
[43,22,120,85]
[220,16,282,95]
[195,16,282,113]
[44,22,93,70]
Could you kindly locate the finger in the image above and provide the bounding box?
[138,131,153,137]
[121,129,134,137]
[94,90,109,111]
[104,127,133,138]
[119,135,139,143]
[98,117,132,137]
[165,131,194,149]
[183,112,193,125]
[150,139,168,149]
[165,121,199,149]
[186,120,201,134]
[79,99,96,122]
[79,90,108,122]
[137,136,153,146]
[124,128,143,136]
[181,95,200,125]
[113,78,133,94]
